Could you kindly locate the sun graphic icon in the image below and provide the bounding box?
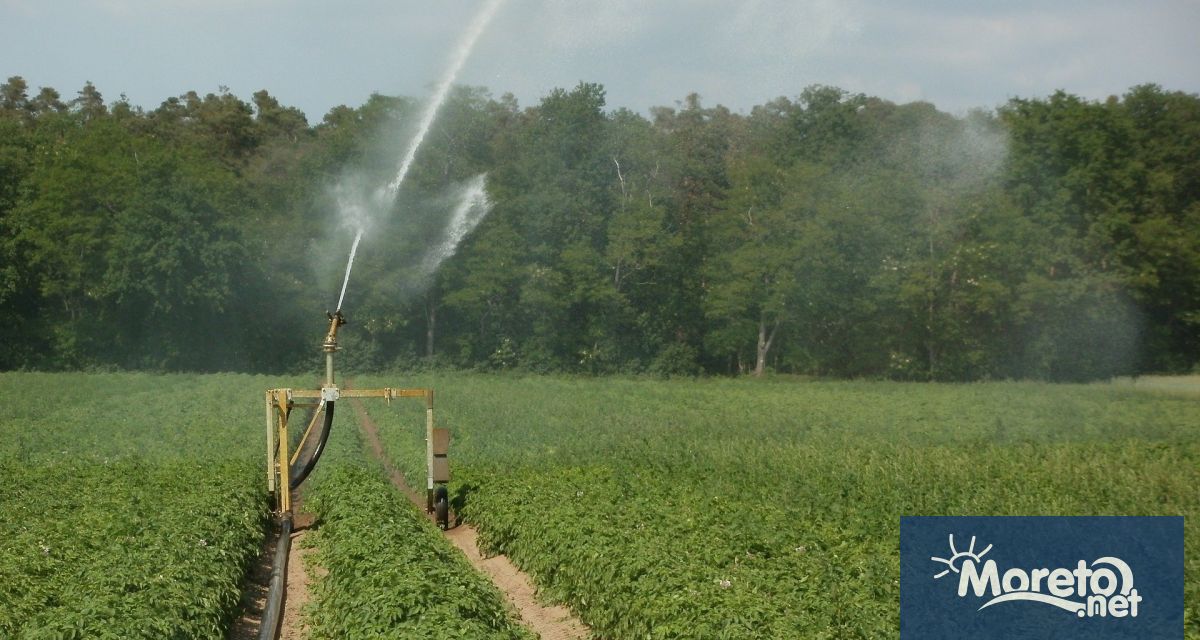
[931,534,993,579]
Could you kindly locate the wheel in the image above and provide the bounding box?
[434,486,449,529]
[435,498,448,529]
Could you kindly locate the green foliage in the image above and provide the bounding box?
[1,76,1198,378]
[360,372,1200,639]
[0,372,539,639]
[300,402,532,640]
[0,372,275,639]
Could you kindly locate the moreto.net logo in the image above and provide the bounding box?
[932,533,1141,618]
[899,516,1183,640]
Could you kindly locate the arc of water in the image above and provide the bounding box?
[335,0,505,311]
[420,174,490,277]
[335,229,363,312]
[381,0,505,202]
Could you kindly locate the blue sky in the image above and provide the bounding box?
[2,0,1198,121]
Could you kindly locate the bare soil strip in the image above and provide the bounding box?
[227,502,318,640]
[279,511,319,640]
[351,398,590,640]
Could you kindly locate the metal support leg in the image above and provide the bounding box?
[265,391,275,495]
[425,390,434,512]
[274,390,292,515]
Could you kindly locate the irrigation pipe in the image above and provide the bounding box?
[257,514,293,640]
[289,401,334,490]
[259,398,335,637]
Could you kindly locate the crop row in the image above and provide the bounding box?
[0,372,280,639]
[359,374,1200,638]
[0,458,264,638]
[298,403,532,639]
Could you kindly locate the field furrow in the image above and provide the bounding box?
[297,400,533,639]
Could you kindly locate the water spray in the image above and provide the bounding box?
[335,233,361,313]
[257,4,504,635]
[420,174,492,277]
[334,0,504,312]
[382,0,505,200]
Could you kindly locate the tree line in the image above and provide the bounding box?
[1,76,1197,380]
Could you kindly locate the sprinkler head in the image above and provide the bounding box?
[323,310,346,352]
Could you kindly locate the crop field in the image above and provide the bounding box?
[359,374,1200,639]
[1,371,1197,638]
[298,406,533,639]
[0,371,534,639]
[0,372,281,638]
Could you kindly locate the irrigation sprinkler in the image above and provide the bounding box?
[252,6,501,633]
[264,310,451,522]
[258,310,451,638]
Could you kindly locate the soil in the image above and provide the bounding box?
[226,495,319,640]
[230,390,326,640]
[352,398,589,640]
[444,525,589,640]
[279,509,321,640]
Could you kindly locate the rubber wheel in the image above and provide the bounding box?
[434,486,449,530]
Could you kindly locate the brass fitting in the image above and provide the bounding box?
[323,310,346,353]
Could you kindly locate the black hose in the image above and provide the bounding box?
[257,514,292,640]
[289,400,334,490]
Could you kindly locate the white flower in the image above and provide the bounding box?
[198,539,208,547]
[718,579,732,589]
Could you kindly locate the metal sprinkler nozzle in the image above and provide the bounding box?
[323,310,346,352]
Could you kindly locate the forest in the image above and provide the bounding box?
[0,76,1197,380]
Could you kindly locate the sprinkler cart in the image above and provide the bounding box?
[257,310,450,639]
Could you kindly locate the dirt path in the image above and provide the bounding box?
[226,498,319,640]
[279,509,319,640]
[352,399,589,640]
[443,525,588,640]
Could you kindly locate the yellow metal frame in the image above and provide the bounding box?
[265,310,444,515]
[265,386,437,515]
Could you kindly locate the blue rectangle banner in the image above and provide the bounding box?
[900,516,1183,639]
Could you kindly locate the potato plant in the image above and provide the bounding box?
[359,373,1200,639]
[0,372,277,639]
[300,418,533,640]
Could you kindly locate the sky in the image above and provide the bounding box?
[2,0,1198,122]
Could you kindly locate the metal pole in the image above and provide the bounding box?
[265,390,275,495]
[426,390,434,512]
[323,310,345,389]
[276,391,292,514]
